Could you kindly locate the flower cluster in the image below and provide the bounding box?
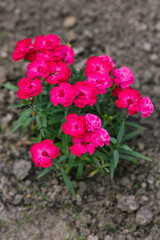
[112,86,154,117]
[62,113,110,157]
[12,34,75,100]
[12,33,154,170]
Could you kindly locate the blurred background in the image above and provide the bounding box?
[0,0,160,239]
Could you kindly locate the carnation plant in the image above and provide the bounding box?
[5,34,154,197]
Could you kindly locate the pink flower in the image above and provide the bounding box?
[71,132,95,156]
[115,88,141,115]
[25,48,38,61]
[140,97,154,118]
[12,38,32,61]
[85,114,101,132]
[33,34,60,51]
[99,55,115,72]
[70,143,87,157]
[85,56,110,79]
[112,86,123,97]
[50,82,77,107]
[91,128,110,147]
[61,45,75,65]
[86,74,112,94]
[36,46,64,62]
[27,60,50,79]
[62,113,86,137]
[17,77,43,99]
[46,61,71,84]
[112,67,134,88]
[30,139,59,168]
[73,81,97,108]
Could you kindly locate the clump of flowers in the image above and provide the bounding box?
[8,34,154,196]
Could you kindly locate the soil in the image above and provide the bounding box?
[0,0,160,239]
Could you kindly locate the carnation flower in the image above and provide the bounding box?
[50,82,77,107]
[99,55,115,72]
[61,45,75,65]
[46,61,71,84]
[115,88,141,115]
[112,67,134,88]
[27,60,50,79]
[12,38,32,61]
[71,132,95,156]
[30,139,59,168]
[33,34,60,51]
[85,114,101,132]
[86,74,112,94]
[25,48,38,61]
[140,97,154,118]
[112,86,123,97]
[62,113,86,137]
[85,56,110,79]
[91,128,110,147]
[69,144,87,157]
[73,81,97,108]
[17,77,43,99]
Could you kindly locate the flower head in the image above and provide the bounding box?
[12,38,32,61]
[112,67,134,88]
[50,82,77,107]
[71,132,95,156]
[33,34,60,51]
[17,77,43,99]
[86,74,112,94]
[30,139,59,168]
[91,128,110,147]
[85,114,101,132]
[85,56,109,79]
[62,113,86,137]
[99,55,115,72]
[27,60,50,79]
[46,61,71,84]
[112,86,123,97]
[140,97,154,118]
[25,48,38,61]
[73,81,97,108]
[60,45,75,65]
[115,88,141,115]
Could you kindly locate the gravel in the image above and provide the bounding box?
[136,207,153,226]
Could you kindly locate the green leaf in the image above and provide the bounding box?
[58,153,70,164]
[110,157,115,179]
[8,103,25,109]
[94,150,111,161]
[36,115,42,128]
[122,129,145,142]
[61,169,76,197]
[113,149,119,168]
[119,149,152,161]
[11,121,22,134]
[3,83,19,92]
[117,120,125,143]
[119,154,138,163]
[18,108,33,123]
[110,137,117,145]
[21,117,36,135]
[126,121,143,129]
[92,156,104,175]
[119,144,133,151]
[42,116,47,128]
[36,166,54,179]
[68,153,76,164]
[76,164,84,180]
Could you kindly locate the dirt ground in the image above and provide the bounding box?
[0,0,160,239]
